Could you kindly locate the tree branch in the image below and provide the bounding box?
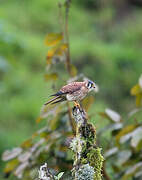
[70,106,104,180]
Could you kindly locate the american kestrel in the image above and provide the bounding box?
[44,80,96,107]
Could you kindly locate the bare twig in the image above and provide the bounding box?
[58,2,64,37]
[67,102,76,135]
[60,0,76,134]
[64,0,72,75]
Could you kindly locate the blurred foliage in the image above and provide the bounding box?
[131,75,142,107]
[1,0,142,179]
[100,75,142,179]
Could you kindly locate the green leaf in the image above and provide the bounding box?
[38,104,59,122]
[70,64,77,77]
[36,117,42,123]
[122,162,142,180]
[115,124,139,145]
[56,43,68,56]
[45,33,63,46]
[105,108,121,122]
[117,150,132,166]
[82,95,94,112]
[44,73,58,81]
[98,123,123,136]
[136,93,142,107]
[46,43,67,64]
[50,115,59,131]
[131,84,141,96]
[57,172,64,180]
[46,56,52,65]
[134,168,142,178]
[46,47,57,60]
[104,147,118,158]
[21,139,33,148]
[2,148,22,161]
[4,159,19,173]
[119,132,133,144]
[130,77,142,107]
[131,126,142,150]
[99,108,122,123]
[138,74,142,88]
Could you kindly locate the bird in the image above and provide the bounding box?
[44,80,96,107]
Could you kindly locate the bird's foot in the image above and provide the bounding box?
[74,101,81,109]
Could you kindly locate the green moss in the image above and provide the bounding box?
[73,108,104,180]
[79,123,96,144]
[87,148,104,180]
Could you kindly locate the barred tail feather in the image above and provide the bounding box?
[44,96,61,105]
[51,96,66,104]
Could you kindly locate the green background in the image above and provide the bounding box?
[0,0,142,179]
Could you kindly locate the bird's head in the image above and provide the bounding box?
[85,80,96,91]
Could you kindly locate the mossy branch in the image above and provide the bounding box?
[70,106,104,180]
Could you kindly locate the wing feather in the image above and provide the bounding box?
[60,82,84,94]
[46,82,85,105]
[51,91,67,97]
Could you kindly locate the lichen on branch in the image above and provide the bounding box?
[70,106,104,180]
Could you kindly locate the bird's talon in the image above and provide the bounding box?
[73,101,81,109]
[77,104,80,108]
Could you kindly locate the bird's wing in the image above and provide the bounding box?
[50,91,67,97]
[44,82,84,105]
[60,82,84,94]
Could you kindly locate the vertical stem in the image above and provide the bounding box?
[65,0,72,76]
[58,2,64,37]
[64,0,76,133]
[67,102,76,135]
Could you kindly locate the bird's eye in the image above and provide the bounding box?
[87,82,92,88]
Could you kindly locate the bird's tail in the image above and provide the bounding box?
[44,96,66,105]
[51,96,66,104]
[44,96,60,105]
